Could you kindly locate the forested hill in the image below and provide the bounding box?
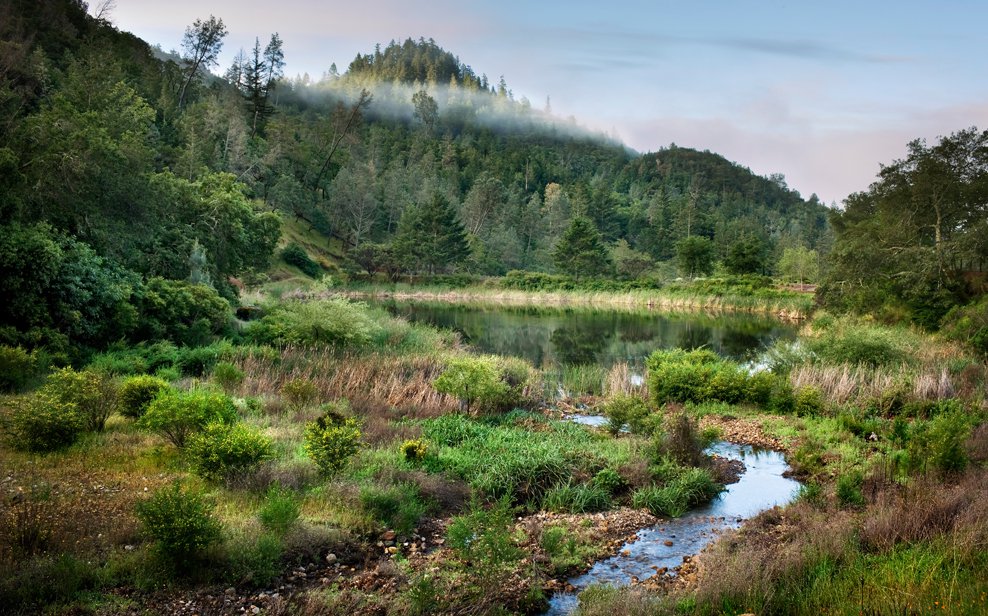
[0,1,829,354]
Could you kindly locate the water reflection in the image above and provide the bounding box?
[373,301,797,369]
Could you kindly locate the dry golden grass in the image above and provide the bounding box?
[789,363,956,407]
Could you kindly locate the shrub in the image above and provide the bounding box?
[447,498,521,568]
[175,340,235,377]
[793,385,825,416]
[359,482,429,535]
[401,439,429,463]
[836,472,864,509]
[0,345,36,392]
[303,410,362,475]
[211,361,244,394]
[434,355,531,414]
[258,488,301,535]
[591,468,625,495]
[118,375,171,418]
[602,394,651,435]
[940,296,988,356]
[226,532,283,587]
[745,370,778,406]
[4,393,84,452]
[139,389,238,448]
[910,404,971,474]
[542,481,612,513]
[186,421,274,481]
[281,378,319,411]
[134,482,223,565]
[281,242,321,278]
[807,325,908,367]
[651,414,707,467]
[136,277,232,347]
[249,299,382,348]
[42,367,118,432]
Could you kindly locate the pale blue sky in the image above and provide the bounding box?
[107,0,988,204]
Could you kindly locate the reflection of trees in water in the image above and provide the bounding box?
[676,323,714,351]
[720,329,763,359]
[550,322,612,365]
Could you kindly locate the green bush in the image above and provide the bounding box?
[434,355,532,414]
[211,361,244,394]
[591,468,625,495]
[281,378,319,411]
[602,394,651,435]
[136,277,232,347]
[303,409,362,475]
[807,325,909,367]
[793,385,825,416]
[226,532,283,587]
[651,414,708,467]
[447,498,521,568]
[118,375,171,418]
[258,488,301,535]
[631,468,720,517]
[249,299,383,348]
[134,482,223,566]
[702,363,750,404]
[836,472,864,509]
[0,345,36,392]
[42,367,118,432]
[280,242,321,278]
[401,439,429,462]
[175,340,235,377]
[940,296,988,356]
[542,481,611,513]
[186,421,273,481]
[359,482,429,535]
[745,370,778,406]
[908,403,971,474]
[139,389,238,448]
[4,392,85,452]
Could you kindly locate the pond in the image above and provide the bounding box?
[374,300,797,370]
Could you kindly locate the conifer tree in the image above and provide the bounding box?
[552,216,612,279]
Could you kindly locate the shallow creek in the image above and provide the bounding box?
[546,441,802,615]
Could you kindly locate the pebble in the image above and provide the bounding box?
[325,553,337,564]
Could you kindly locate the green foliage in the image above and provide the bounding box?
[552,216,613,279]
[401,439,429,463]
[176,340,235,376]
[249,299,382,348]
[778,246,820,284]
[602,394,652,435]
[807,324,909,367]
[836,471,864,509]
[0,345,36,392]
[258,488,302,535]
[211,361,244,394]
[134,482,223,566]
[433,355,532,414]
[42,367,118,432]
[651,414,708,467]
[118,375,171,418]
[447,498,522,567]
[592,467,626,495]
[280,242,320,278]
[676,236,715,279]
[185,421,274,481]
[139,389,238,448]
[724,237,768,275]
[303,410,362,475]
[4,392,85,453]
[135,278,231,347]
[225,531,283,588]
[794,385,825,416]
[542,481,612,513]
[631,468,720,517]
[359,482,429,535]
[281,378,319,411]
[908,403,972,474]
[392,193,471,275]
[941,296,988,356]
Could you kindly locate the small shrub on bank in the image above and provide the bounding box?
[794,385,825,416]
[303,408,362,475]
[401,439,429,463]
[359,482,429,535]
[139,389,238,448]
[836,471,865,509]
[542,481,611,513]
[135,482,223,566]
[118,375,171,418]
[807,324,909,367]
[4,393,84,452]
[225,531,283,587]
[186,421,274,481]
[249,299,382,348]
[42,367,118,432]
[281,378,319,411]
[258,488,302,535]
[281,242,321,278]
[632,468,720,518]
[651,414,708,467]
[591,468,626,495]
[434,355,532,414]
[602,394,651,435]
[0,345,36,392]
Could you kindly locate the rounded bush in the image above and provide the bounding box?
[793,385,825,416]
[5,393,84,452]
[139,389,238,448]
[0,345,36,393]
[281,378,319,411]
[401,439,429,462]
[186,421,273,481]
[303,411,361,475]
[135,482,222,565]
[434,355,531,414]
[43,367,118,432]
[118,375,171,418]
[258,487,301,535]
[602,394,651,435]
[211,361,244,394]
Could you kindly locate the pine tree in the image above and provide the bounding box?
[393,194,470,274]
[552,217,612,279]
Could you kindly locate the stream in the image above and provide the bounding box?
[545,441,802,615]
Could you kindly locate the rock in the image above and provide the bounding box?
[663,540,674,547]
[382,530,397,541]
[224,588,235,596]
[326,553,337,564]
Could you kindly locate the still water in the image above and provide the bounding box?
[375,301,797,369]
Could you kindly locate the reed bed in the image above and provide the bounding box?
[789,363,956,407]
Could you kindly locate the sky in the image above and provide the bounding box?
[105,0,988,205]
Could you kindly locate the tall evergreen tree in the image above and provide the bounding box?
[552,216,612,279]
[393,193,470,274]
